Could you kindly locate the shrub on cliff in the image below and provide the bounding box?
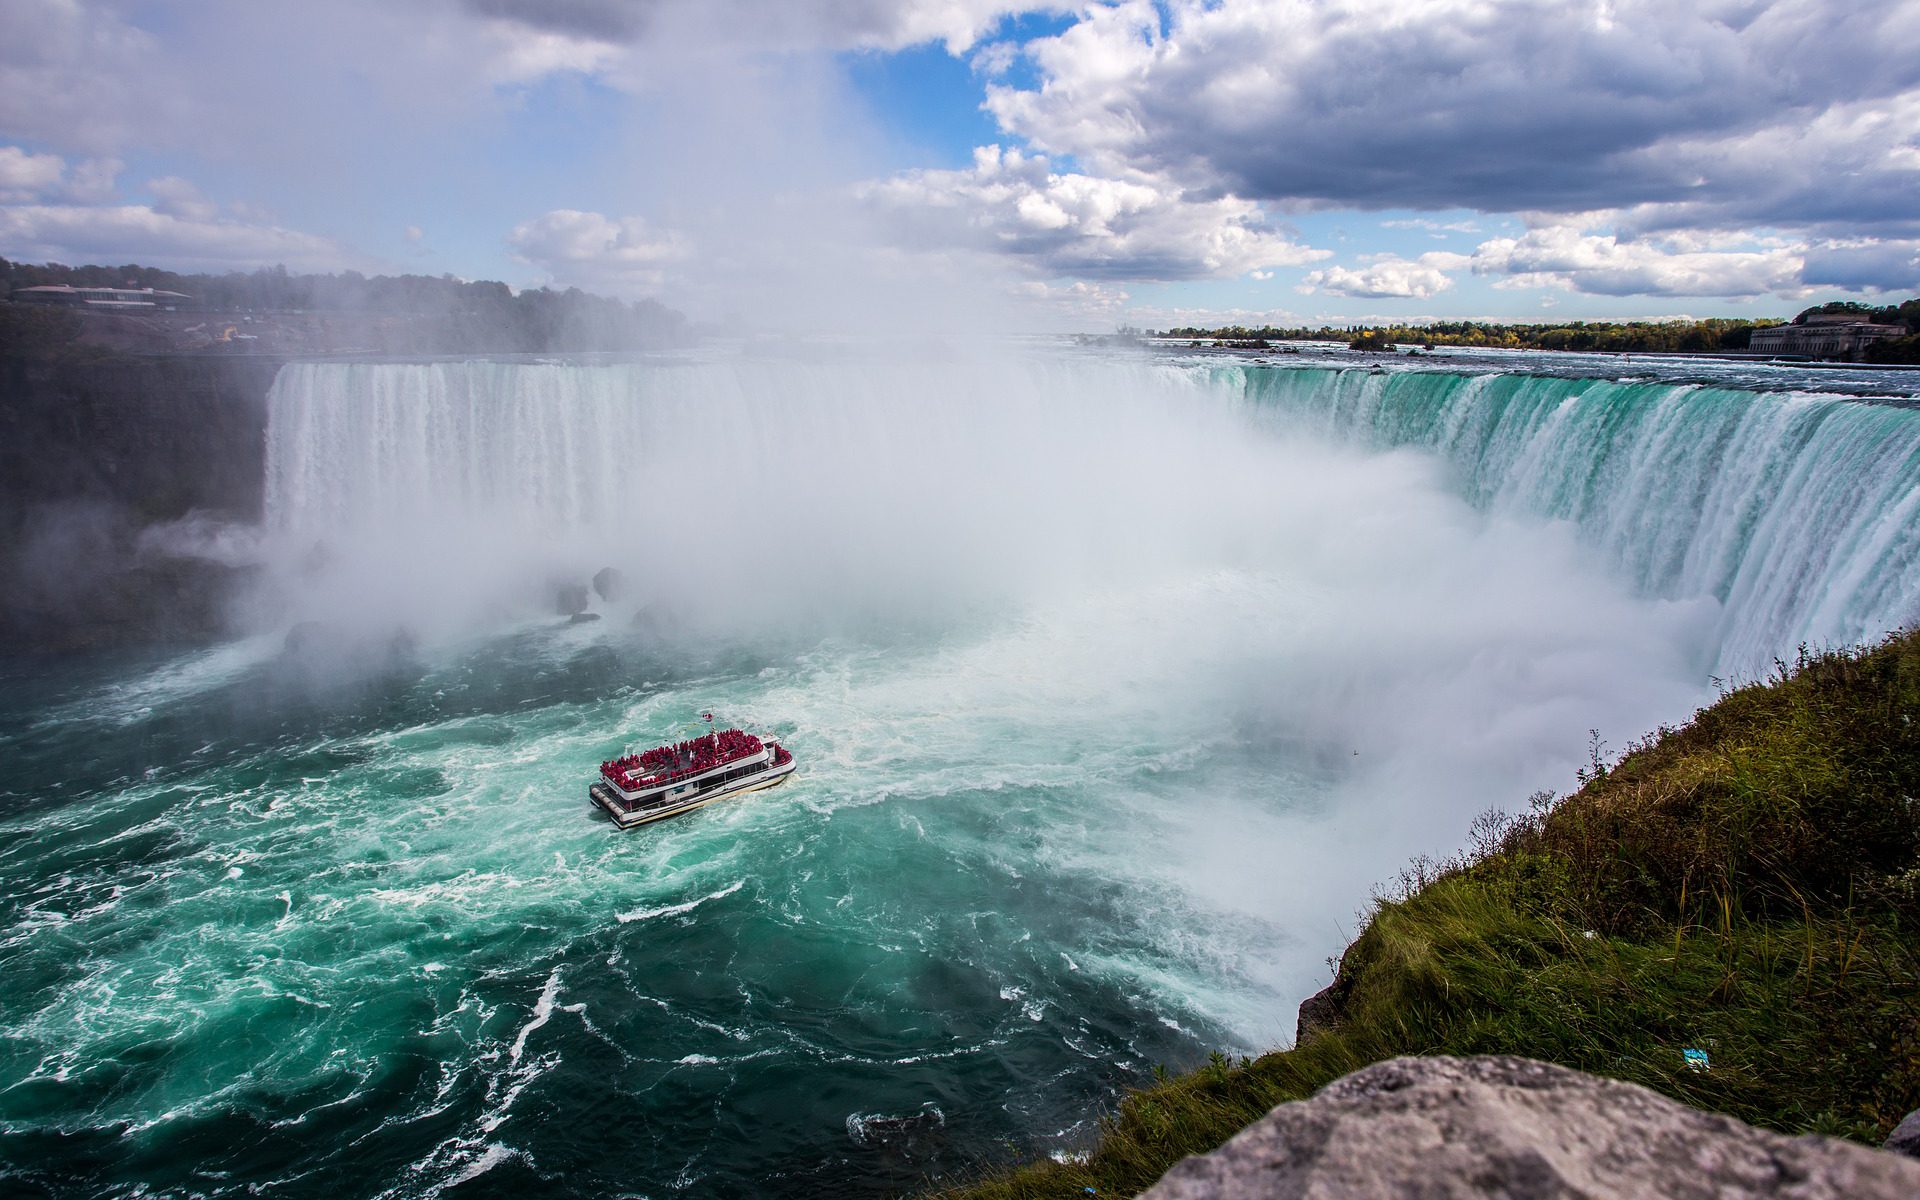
[0,301,82,361]
[1868,333,1920,364]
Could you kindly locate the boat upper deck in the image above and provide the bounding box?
[601,729,766,795]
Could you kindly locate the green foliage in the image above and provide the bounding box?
[1157,296,1917,357]
[1867,333,1920,364]
[1793,300,1877,325]
[0,301,83,360]
[1162,316,1793,355]
[934,631,1920,1199]
[1154,297,1920,358]
[1794,299,1919,330]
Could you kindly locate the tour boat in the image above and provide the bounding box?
[591,726,795,829]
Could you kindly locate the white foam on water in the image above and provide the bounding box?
[615,879,744,924]
[32,634,285,731]
[506,968,562,1070]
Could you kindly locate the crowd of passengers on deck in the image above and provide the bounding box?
[600,729,764,792]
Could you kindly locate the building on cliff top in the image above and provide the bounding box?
[10,284,194,310]
[1749,312,1906,360]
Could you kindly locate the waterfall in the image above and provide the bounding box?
[1233,367,1920,673]
[263,356,1920,676]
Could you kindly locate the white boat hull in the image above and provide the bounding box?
[590,754,796,828]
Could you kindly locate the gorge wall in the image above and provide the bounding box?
[0,354,280,653]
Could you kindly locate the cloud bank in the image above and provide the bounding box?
[3,0,1916,312]
[986,0,1920,227]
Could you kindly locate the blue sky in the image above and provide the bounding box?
[2,1,1917,330]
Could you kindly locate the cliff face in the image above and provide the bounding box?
[0,355,277,519]
[0,354,282,655]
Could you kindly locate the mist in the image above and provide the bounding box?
[242,348,1720,1038]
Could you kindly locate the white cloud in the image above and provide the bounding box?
[63,156,121,204]
[477,20,623,83]
[0,146,66,202]
[1014,277,1132,317]
[0,204,351,272]
[0,153,345,274]
[1799,240,1920,293]
[146,176,220,223]
[1120,302,1319,330]
[969,39,1021,78]
[0,145,120,205]
[1302,251,1469,299]
[985,0,1920,241]
[0,0,173,153]
[1604,90,1920,241]
[0,1,639,166]
[1382,217,1482,236]
[507,209,690,293]
[1469,226,1808,298]
[465,0,1068,54]
[861,145,1328,280]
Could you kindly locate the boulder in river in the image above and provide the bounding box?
[592,566,627,602]
[282,620,337,658]
[556,582,590,616]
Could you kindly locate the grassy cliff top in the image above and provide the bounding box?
[938,630,1920,1198]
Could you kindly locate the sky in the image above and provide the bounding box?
[1,0,1918,330]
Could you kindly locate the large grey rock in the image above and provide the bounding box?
[1143,1056,1920,1199]
[1886,1109,1920,1159]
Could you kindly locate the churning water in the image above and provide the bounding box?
[4,347,1918,1197]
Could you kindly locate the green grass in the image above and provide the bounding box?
[934,633,1920,1198]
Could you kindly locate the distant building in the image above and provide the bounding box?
[1749,313,1906,360]
[10,284,194,310]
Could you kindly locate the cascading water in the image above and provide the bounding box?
[1234,367,1920,675]
[3,348,1916,1199]
[261,356,1920,677]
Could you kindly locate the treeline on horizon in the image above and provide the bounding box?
[1161,297,1920,363]
[0,257,688,354]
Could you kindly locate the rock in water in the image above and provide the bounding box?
[282,620,335,658]
[1142,1056,1920,1200]
[1886,1109,1920,1159]
[592,566,627,602]
[556,583,590,616]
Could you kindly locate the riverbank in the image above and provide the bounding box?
[938,629,1920,1197]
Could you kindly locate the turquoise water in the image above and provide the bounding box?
[3,350,1917,1197]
